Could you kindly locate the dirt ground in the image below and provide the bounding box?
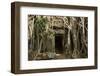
[28,50,68,60]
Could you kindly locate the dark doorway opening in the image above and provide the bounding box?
[55,34,63,54]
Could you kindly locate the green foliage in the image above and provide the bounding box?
[34,16,47,34]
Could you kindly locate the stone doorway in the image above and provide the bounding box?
[55,34,64,54]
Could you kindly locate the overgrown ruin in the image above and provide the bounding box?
[28,15,88,60]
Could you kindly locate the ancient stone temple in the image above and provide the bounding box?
[28,15,88,60]
[51,16,65,53]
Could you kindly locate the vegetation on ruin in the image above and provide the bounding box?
[28,15,88,60]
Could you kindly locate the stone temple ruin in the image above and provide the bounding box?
[28,15,88,60]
